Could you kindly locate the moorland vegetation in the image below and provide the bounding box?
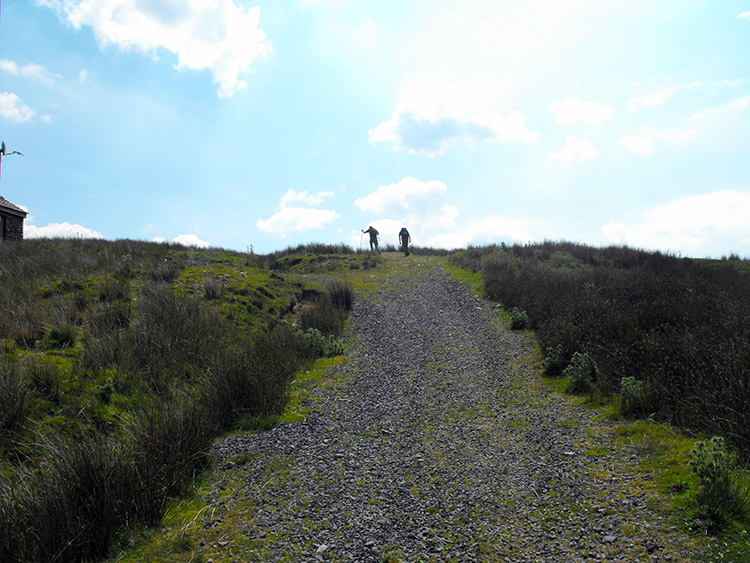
[450,241,750,459]
[451,241,750,533]
[0,238,360,563]
[1,238,748,562]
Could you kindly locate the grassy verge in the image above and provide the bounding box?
[107,350,351,563]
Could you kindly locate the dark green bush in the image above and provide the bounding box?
[40,323,77,349]
[203,275,223,299]
[620,376,648,417]
[509,307,529,330]
[564,351,595,394]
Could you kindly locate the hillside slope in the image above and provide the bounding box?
[132,255,703,562]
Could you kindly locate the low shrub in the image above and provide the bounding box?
[542,344,568,377]
[299,328,327,358]
[620,376,647,417]
[689,436,749,527]
[324,335,346,357]
[97,276,130,302]
[207,326,302,428]
[564,352,596,394]
[509,307,529,330]
[124,395,214,522]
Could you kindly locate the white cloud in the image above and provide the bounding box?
[618,128,696,156]
[256,207,339,236]
[171,233,210,248]
[424,216,541,250]
[0,92,35,122]
[644,128,697,144]
[626,81,702,112]
[0,59,60,84]
[353,177,461,243]
[369,75,538,156]
[547,98,614,128]
[549,135,599,162]
[42,0,271,98]
[617,134,653,156]
[302,0,346,5]
[257,189,339,236]
[602,190,750,256]
[25,222,104,239]
[688,96,750,124]
[354,177,447,214]
[280,189,334,208]
[737,11,750,21]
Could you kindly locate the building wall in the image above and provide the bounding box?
[0,213,25,241]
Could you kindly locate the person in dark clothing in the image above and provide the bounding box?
[362,226,380,254]
[398,227,411,256]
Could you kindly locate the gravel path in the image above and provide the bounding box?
[202,257,699,562]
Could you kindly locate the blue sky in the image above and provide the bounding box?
[1,0,749,256]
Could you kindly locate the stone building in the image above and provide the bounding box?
[0,195,27,241]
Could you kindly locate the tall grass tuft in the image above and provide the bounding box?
[206,326,301,428]
[327,280,354,312]
[299,295,346,337]
[0,357,29,450]
[0,434,132,563]
[124,394,215,523]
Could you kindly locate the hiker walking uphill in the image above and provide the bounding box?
[398,227,411,256]
[362,225,380,254]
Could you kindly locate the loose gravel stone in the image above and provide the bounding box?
[203,257,700,562]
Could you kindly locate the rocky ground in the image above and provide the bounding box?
[201,257,700,562]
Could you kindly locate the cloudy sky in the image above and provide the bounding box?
[1,1,749,256]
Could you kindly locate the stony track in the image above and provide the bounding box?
[202,257,699,562]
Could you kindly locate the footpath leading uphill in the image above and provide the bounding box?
[204,256,700,562]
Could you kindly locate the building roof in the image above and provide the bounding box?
[0,195,27,218]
